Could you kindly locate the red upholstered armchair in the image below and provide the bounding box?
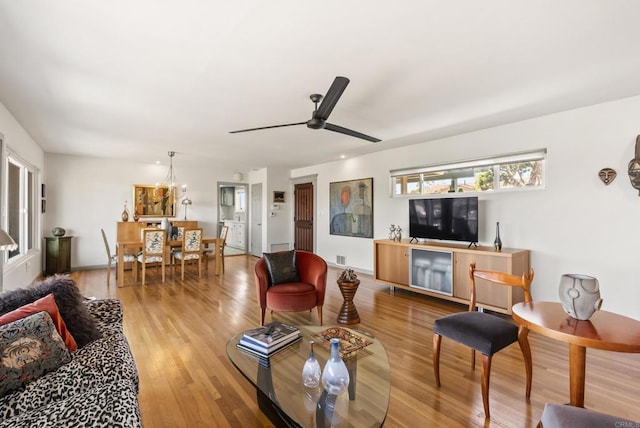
[254,250,328,326]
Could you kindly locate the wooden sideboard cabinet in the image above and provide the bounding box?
[44,236,73,275]
[373,239,530,314]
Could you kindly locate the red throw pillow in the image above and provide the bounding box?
[0,293,78,351]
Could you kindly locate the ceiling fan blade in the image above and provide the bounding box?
[229,122,306,134]
[325,123,381,143]
[315,76,350,120]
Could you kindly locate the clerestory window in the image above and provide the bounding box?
[390,149,546,196]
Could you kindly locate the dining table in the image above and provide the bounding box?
[116,237,223,287]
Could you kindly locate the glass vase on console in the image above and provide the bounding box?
[321,338,350,395]
[494,222,502,251]
[302,340,321,388]
[121,201,129,222]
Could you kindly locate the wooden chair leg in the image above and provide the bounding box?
[181,258,185,281]
[471,349,476,371]
[141,263,146,286]
[161,261,165,283]
[518,326,533,399]
[433,334,442,387]
[173,257,177,279]
[317,306,323,326]
[481,354,492,419]
[198,257,202,278]
[260,308,266,326]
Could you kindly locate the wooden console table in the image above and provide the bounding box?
[374,239,530,314]
[44,236,73,275]
[512,301,640,407]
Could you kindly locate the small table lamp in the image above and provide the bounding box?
[181,198,192,220]
[0,229,18,292]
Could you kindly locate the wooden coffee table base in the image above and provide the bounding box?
[337,280,361,325]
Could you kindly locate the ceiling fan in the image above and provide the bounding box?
[229,76,381,143]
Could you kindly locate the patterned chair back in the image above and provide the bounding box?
[176,226,185,240]
[182,228,203,253]
[143,229,166,257]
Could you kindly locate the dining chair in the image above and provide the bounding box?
[175,226,185,240]
[136,228,167,285]
[172,228,203,280]
[432,262,534,419]
[204,226,228,273]
[100,228,135,287]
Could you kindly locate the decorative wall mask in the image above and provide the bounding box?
[628,135,640,195]
[598,168,616,185]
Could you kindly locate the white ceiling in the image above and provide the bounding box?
[2,1,640,171]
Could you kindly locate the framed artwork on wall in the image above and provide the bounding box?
[329,177,373,238]
[273,191,285,203]
[132,184,176,217]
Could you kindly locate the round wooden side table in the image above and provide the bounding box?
[337,279,361,324]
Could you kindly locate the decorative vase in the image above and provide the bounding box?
[321,338,350,395]
[51,227,66,237]
[388,224,396,241]
[133,209,140,222]
[493,222,502,251]
[559,274,603,320]
[302,340,321,388]
[159,217,171,239]
[121,201,129,222]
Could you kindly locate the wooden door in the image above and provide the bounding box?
[294,182,314,252]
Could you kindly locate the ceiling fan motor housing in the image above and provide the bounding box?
[307,117,325,129]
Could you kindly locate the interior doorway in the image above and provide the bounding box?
[294,182,314,252]
[217,181,248,255]
[250,183,263,257]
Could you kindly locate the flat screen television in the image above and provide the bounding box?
[409,197,479,244]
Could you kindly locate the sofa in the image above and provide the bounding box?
[0,275,141,427]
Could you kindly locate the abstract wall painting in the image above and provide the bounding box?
[329,178,373,238]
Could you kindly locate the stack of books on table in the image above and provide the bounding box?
[237,321,301,358]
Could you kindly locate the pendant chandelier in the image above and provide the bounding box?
[156,151,187,205]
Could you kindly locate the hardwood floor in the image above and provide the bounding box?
[69,255,640,427]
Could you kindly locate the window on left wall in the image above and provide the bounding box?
[7,152,38,262]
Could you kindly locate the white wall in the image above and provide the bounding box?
[293,95,640,320]
[0,102,44,290]
[4,93,640,319]
[44,153,239,269]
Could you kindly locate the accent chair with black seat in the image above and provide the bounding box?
[432,262,535,419]
[254,250,328,326]
[538,403,639,428]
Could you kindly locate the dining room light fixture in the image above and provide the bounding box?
[181,198,192,220]
[155,151,187,205]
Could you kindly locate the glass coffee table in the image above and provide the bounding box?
[227,325,391,427]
